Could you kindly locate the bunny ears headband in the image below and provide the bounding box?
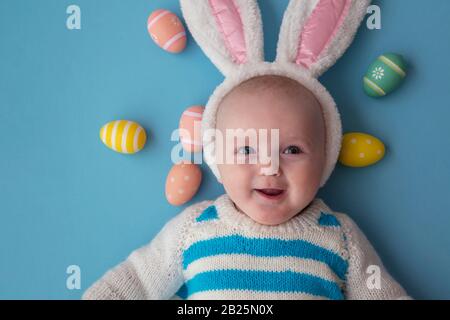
[180,0,372,187]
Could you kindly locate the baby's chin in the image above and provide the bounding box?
[229,191,308,226]
[244,204,301,226]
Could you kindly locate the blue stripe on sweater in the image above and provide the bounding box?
[176,270,344,300]
[182,235,348,280]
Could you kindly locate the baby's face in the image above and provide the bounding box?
[216,77,326,225]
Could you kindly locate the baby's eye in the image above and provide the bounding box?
[283,146,302,155]
[237,146,256,155]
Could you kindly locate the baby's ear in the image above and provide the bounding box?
[180,0,264,76]
[276,0,371,78]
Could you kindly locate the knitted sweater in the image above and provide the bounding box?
[83,194,410,300]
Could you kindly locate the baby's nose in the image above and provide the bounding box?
[259,162,281,177]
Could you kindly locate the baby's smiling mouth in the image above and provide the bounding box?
[254,188,286,200]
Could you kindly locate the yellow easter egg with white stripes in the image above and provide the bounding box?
[339,133,386,168]
[100,120,147,154]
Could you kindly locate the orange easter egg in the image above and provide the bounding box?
[165,161,202,206]
[147,9,187,53]
[179,106,204,153]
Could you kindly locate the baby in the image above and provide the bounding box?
[83,75,409,300]
[84,0,412,300]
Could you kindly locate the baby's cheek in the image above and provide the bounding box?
[297,156,324,179]
[220,165,250,193]
[288,166,321,198]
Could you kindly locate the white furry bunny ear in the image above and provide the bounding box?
[180,0,264,76]
[276,0,371,78]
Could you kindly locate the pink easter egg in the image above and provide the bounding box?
[147,9,187,54]
[165,161,202,206]
[179,105,205,153]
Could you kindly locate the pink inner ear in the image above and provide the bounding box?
[296,0,352,69]
[208,0,247,64]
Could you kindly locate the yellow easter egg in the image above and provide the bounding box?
[100,120,147,154]
[339,133,385,168]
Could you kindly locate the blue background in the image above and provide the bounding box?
[1,0,449,299]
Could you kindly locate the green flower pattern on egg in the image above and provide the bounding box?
[364,53,407,98]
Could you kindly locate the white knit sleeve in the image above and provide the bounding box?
[82,203,204,300]
[337,213,412,300]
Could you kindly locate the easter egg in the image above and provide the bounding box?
[364,53,407,98]
[165,161,202,206]
[100,120,147,154]
[339,133,386,168]
[179,106,205,153]
[147,9,187,54]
